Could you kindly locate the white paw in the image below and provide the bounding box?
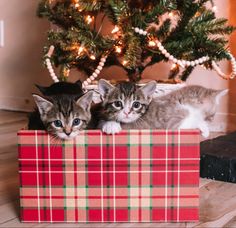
[101,121,122,134]
[199,124,210,138]
[201,129,210,138]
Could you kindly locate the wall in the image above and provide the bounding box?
[0,0,50,111]
[0,0,235,132]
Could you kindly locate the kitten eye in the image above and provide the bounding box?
[132,101,141,109]
[73,118,81,126]
[112,101,123,109]
[53,120,63,128]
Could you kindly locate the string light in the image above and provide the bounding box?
[212,6,218,13]
[168,12,174,18]
[77,46,84,55]
[148,40,156,47]
[122,60,128,65]
[115,46,122,53]
[111,25,119,33]
[85,15,93,24]
[171,63,178,70]
[89,54,96,60]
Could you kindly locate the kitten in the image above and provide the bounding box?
[32,91,93,140]
[28,80,84,130]
[98,80,228,138]
[35,80,83,98]
[97,79,157,134]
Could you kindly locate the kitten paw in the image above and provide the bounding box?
[199,124,210,138]
[101,121,122,134]
[201,130,210,138]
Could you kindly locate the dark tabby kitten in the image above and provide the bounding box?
[35,80,83,97]
[28,80,84,130]
[32,91,93,140]
[97,79,156,134]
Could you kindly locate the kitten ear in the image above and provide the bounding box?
[139,81,157,98]
[35,84,47,95]
[98,79,114,98]
[32,94,53,115]
[215,89,228,105]
[76,91,94,111]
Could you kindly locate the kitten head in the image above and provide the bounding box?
[32,91,93,140]
[98,79,156,123]
[183,85,228,122]
[35,80,83,98]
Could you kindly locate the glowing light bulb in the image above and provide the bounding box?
[148,40,156,47]
[115,46,122,53]
[122,60,128,65]
[90,54,96,60]
[212,6,218,13]
[77,46,84,55]
[171,63,178,70]
[86,15,93,24]
[112,26,119,34]
[168,12,174,18]
[75,3,79,8]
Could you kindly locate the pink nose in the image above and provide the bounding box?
[124,111,129,117]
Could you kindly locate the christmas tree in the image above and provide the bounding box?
[37,0,235,84]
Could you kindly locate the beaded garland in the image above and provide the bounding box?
[45,24,236,84]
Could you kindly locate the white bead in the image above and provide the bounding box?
[99,62,104,67]
[49,69,54,74]
[182,60,186,65]
[143,31,147,36]
[86,78,91,83]
[134,27,139,33]
[186,61,191,66]
[191,62,195,66]
[157,42,162,47]
[159,46,164,51]
[165,53,171,58]
[138,30,143,35]
[92,72,98,77]
[45,59,50,64]
[173,58,178,63]
[162,49,167,55]
[101,58,106,63]
[90,76,95,80]
[195,60,199,65]
[169,55,174,61]
[177,60,182,65]
[97,66,103,71]
[95,69,100,74]
[83,81,89,86]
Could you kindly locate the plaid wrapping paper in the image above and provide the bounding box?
[18,129,200,223]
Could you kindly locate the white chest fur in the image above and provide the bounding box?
[179,104,209,137]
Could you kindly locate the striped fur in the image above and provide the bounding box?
[33,92,93,140]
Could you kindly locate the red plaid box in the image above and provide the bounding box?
[18,129,200,223]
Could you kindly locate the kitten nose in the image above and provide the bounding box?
[64,132,71,136]
[124,111,130,117]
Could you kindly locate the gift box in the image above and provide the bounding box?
[18,129,200,223]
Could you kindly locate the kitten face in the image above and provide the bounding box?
[98,80,156,123]
[33,91,93,140]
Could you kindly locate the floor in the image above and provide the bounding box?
[1,111,236,227]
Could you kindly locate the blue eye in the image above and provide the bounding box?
[73,118,81,126]
[53,120,63,128]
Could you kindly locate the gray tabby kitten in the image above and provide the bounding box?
[33,91,93,140]
[98,80,228,137]
[98,79,157,134]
